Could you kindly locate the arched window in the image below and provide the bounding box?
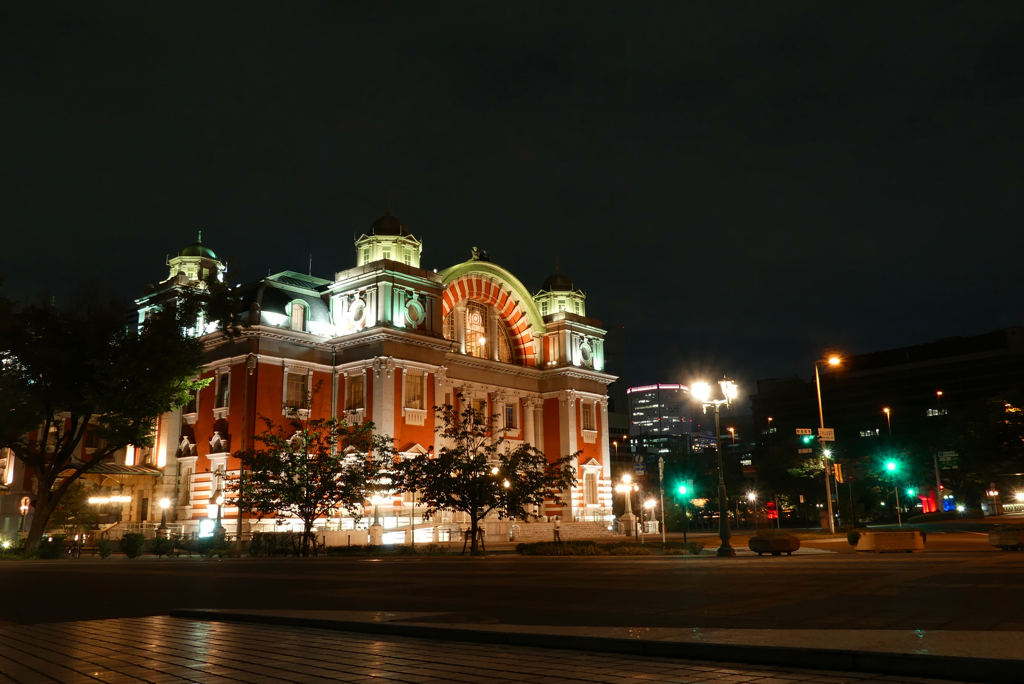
[497,323,514,364]
[443,311,455,341]
[290,301,306,332]
[465,302,488,359]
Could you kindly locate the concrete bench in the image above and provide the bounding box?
[988,531,1024,551]
[748,535,800,556]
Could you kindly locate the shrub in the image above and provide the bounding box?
[120,533,146,558]
[608,543,654,556]
[249,531,303,557]
[516,541,605,556]
[847,530,861,546]
[684,541,705,555]
[96,539,114,558]
[151,535,175,557]
[38,536,66,559]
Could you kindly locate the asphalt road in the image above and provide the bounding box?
[2,537,1022,631]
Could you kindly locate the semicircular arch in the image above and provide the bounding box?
[439,262,546,367]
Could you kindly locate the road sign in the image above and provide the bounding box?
[937,451,960,470]
[797,448,813,454]
[796,428,813,436]
[633,455,644,465]
[633,463,646,474]
[817,428,835,441]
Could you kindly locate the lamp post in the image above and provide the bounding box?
[815,355,842,534]
[691,378,739,557]
[747,491,757,530]
[643,499,656,543]
[213,489,225,536]
[883,407,892,436]
[157,498,170,537]
[615,474,639,537]
[18,497,30,533]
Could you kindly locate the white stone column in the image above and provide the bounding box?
[372,357,396,438]
[523,399,536,447]
[489,311,500,361]
[455,302,467,355]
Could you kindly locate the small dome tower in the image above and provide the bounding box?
[534,270,586,317]
[167,232,224,285]
[354,209,423,267]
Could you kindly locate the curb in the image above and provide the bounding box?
[168,609,1020,684]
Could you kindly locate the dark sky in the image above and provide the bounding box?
[3,3,1023,403]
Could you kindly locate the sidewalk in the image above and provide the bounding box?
[0,615,978,684]
[170,608,1021,683]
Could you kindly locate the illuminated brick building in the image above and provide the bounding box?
[122,212,617,540]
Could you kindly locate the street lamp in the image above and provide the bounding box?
[18,497,30,533]
[615,474,639,537]
[213,489,225,535]
[747,491,757,530]
[883,407,892,436]
[691,378,739,557]
[814,355,842,534]
[157,498,171,537]
[643,499,656,538]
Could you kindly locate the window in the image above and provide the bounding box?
[405,369,425,410]
[497,324,514,364]
[860,429,879,437]
[184,388,198,414]
[382,248,391,260]
[581,403,596,431]
[290,303,306,332]
[178,466,193,506]
[477,398,488,421]
[404,253,411,266]
[926,408,948,417]
[504,402,518,430]
[347,375,364,411]
[541,301,548,316]
[558,299,566,312]
[215,371,230,409]
[285,372,308,409]
[443,311,455,340]
[584,472,598,505]
[573,301,580,315]
[465,302,489,359]
[362,248,370,263]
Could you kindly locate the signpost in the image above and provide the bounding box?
[817,428,835,442]
[658,457,666,545]
[633,454,645,474]
[796,428,812,436]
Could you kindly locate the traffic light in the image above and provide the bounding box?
[801,434,816,445]
[885,460,898,473]
[677,479,694,500]
[906,487,917,497]
[833,463,844,484]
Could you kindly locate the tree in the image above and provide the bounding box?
[0,292,212,551]
[391,397,577,555]
[232,415,392,556]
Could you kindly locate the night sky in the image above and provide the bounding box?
[3,3,1023,404]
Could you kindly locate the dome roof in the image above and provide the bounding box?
[369,212,412,237]
[542,272,575,292]
[178,239,217,260]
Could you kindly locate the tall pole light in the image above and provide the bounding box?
[691,378,739,557]
[158,498,170,537]
[747,491,757,530]
[615,474,638,536]
[658,456,666,545]
[883,407,892,436]
[886,461,902,528]
[815,355,841,535]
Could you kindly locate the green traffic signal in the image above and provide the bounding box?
[678,485,687,495]
[801,435,814,444]
[906,488,917,497]
[885,461,898,472]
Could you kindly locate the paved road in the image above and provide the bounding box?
[0,616,970,684]
[2,550,1022,631]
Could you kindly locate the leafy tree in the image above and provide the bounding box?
[47,481,97,539]
[0,292,214,551]
[391,397,577,555]
[232,415,392,557]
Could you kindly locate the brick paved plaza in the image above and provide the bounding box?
[0,616,970,684]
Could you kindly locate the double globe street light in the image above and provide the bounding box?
[691,379,739,557]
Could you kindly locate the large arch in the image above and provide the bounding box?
[439,261,547,368]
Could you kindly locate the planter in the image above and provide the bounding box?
[988,531,1024,551]
[748,535,800,556]
[855,531,924,553]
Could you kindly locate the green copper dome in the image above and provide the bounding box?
[178,232,218,260]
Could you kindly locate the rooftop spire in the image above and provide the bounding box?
[197,230,202,243]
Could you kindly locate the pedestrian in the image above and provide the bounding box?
[553,516,561,542]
